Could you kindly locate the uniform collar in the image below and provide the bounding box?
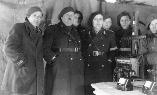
[24,20,36,33]
[59,21,72,33]
[93,28,104,34]
[59,21,71,29]
[120,26,132,31]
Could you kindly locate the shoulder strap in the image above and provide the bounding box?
[89,31,101,51]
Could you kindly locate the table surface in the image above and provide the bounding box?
[91,82,145,95]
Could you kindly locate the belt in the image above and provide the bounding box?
[87,63,105,68]
[92,51,104,56]
[120,48,131,51]
[58,48,80,52]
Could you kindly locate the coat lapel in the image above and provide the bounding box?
[24,22,36,46]
[24,21,42,47]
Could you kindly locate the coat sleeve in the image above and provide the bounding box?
[4,23,26,67]
[108,32,117,61]
[43,25,56,64]
[110,32,117,48]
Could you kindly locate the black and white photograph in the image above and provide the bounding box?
[0,0,157,95]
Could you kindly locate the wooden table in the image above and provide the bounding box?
[91,82,145,95]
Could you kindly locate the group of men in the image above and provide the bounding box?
[1,5,140,95]
[43,7,134,95]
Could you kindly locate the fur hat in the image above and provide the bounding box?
[146,14,157,30]
[26,6,42,17]
[58,7,74,20]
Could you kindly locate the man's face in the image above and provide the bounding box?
[61,11,74,26]
[120,16,131,29]
[149,19,157,33]
[103,18,112,30]
[93,14,103,31]
[73,13,80,26]
[28,11,43,27]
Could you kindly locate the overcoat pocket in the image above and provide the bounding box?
[18,66,36,85]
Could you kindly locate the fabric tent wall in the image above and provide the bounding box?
[134,0,157,6]
[44,0,99,25]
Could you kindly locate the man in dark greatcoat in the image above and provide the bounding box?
[43,7,84,95]
[1,6,44,95]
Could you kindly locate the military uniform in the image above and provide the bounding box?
[146,36,157,81]
[84,29,116,95]
[43,22,84,95]
[115,26,132,57]
[75,25,89,59]
[145,14,157,81]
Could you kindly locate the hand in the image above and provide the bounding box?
[16,54,27,68]
[108,59,112,62]
[17,60,24,67]
[16,56,27,68]
[49,55,59,65]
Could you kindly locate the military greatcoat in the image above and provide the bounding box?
[1,21,44,95]
[84,29,116,95]
[43,22,84,95]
